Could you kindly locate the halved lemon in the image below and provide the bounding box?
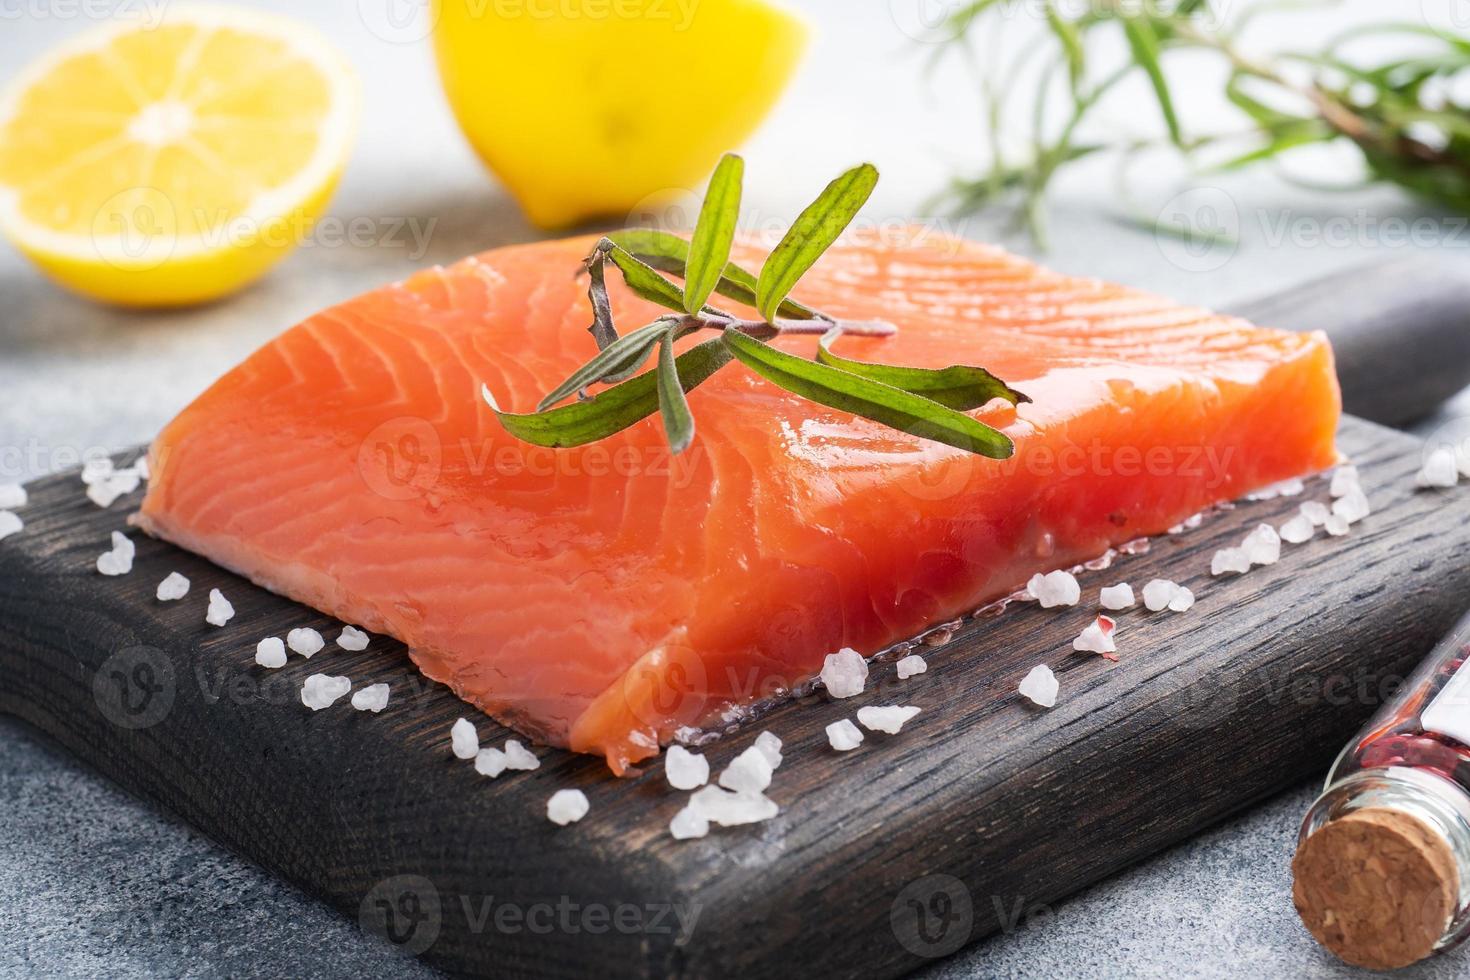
[0,6,358,307]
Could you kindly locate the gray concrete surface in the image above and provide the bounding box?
[3,1,1470,977]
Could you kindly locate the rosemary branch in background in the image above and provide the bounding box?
[482,155,1029,458]
[930,0,1470,243]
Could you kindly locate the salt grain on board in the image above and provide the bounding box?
[857,705,921,735]
[1330,466,1360,498]
[547,789,590,826]
[1072,616,1118,659]
[1099,583,1135,610]
[1280,514,1315,544]
[1168,586,1195,613]
[1325,514,1351,537]
[1300,500,1331,526]
[451,718,479,759]
[718,745,774,795]
[337,626,370,651]
[1027,570,1081,608]
[1332,489,1371,525]
[753,731,783,769]
[0,511,20,541]
[896,654,928,679]
[670,805,711,840]
[1242,524,1281,567]
[0,484,26,510]
[826,719,864,751]
[1142,579,1189,612]
[287,627,324,657]
[300,674,351,710]
[255,637,287,668]
[475,747,507,778]
[820,647,868,699]
[205,588,234,626]
[688,785,777,827]
[1417,448,1459,489]
[155,571,190,601]
[96,532,135,576]
[1211,548,1251,576]
[665,745,709,790]
[503,739,540,771]
[1018,665,1058,708]
[351,683,390,712]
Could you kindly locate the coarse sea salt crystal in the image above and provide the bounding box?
[1242,524,1281,567]
[81,458,113,485]
[1333,489,1371,525]
[0,484,25,510]
[665,744,709,790]
[474,747,507,778]
[352,683,390,712]
[451,718,479,759]
[896,654,928,679]
[718,745,774,794]
[156,571,190,601]
[1027,570,1081,608]
[205,588,234,626]
[826,719,864,751]
[503,739,540,771]
[547,789,590,826]
[821,647,869,699]
[1417,448,1460,489]
[336,625,369,651]
[857,705,921,735]
[688,785,777,827]
[1325,514,1351,536]
[1099,583,1135,610]
[300,674,351,710]
[0,511,21,541]
[670,805,710,840]
[1168,586,1195,613]
[753,731,783,769]
[1142,579,1183,612]
[96,531,135,576]
[1168,513,1205,534]
[1018,664,1058,708]
[287,627,324,657]
[1330,466,1359,498]
[1280,514,1315,545]
[1211,547,1250,576]
[1072,615,1118,659]
[1300,500,1331,526]
[255,637,287,668]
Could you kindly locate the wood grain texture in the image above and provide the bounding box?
[1,416,1467,979]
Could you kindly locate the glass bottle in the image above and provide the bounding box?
[1294,610,1470,970]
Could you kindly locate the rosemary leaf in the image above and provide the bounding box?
[1122,16,1183,147]
[488,337,733,449]
[755,162,878,322]
[602,240,690,313]
[655,331,696,452]
[584,248,617,350]
[535,319,671,411]
[721,329,1014,459]
[683,153,744,314]
[607,228,823,320]
[817,328,1030,411]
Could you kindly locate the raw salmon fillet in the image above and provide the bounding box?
[136,231,1340,772]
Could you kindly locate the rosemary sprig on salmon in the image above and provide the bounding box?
[483,155,1029,458]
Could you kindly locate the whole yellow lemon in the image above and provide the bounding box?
[431,0,808,229]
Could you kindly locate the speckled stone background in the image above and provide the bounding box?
[2,2,1470,977]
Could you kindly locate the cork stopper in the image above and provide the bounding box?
[1292,807,1459,970]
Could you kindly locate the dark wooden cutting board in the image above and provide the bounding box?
[2,414,1468,978]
